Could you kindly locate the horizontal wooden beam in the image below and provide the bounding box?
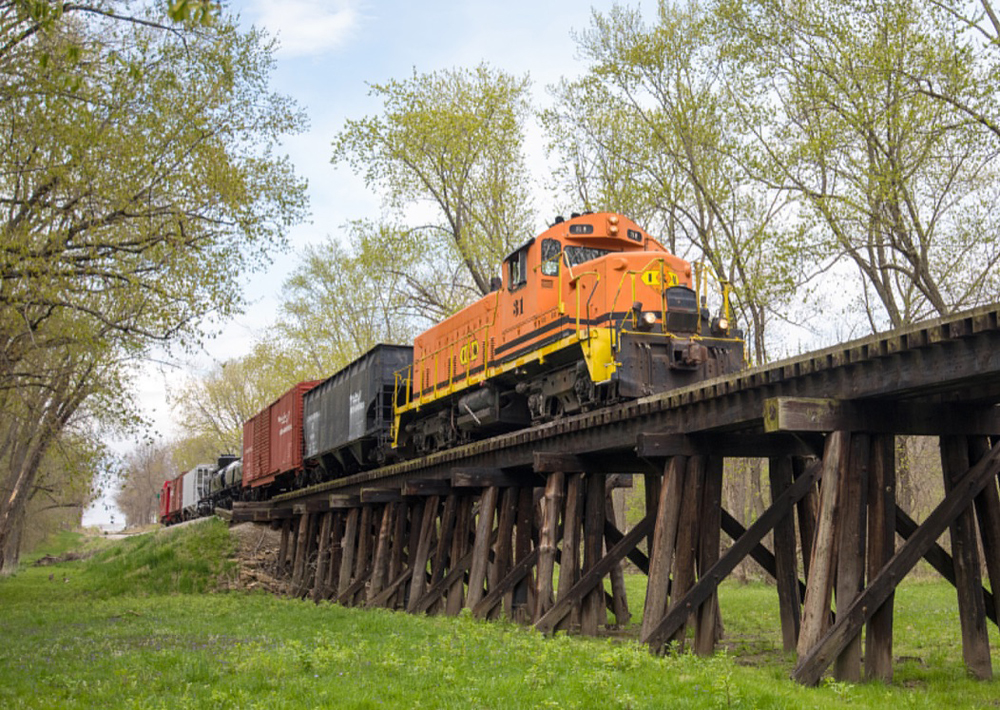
[764,397,1000,435]
[266,506,294,520]
[328,494,360,509]
[635,432,822,458]
[451,467,542,488]
[360,488,402,504]
[293,500,330,515]
[402,479,452,497]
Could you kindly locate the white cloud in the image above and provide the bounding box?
[247,0,362,57]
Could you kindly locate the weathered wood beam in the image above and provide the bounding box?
[411,529,499,614]
[265,506,293,521]
[337,507,360,596]
[605,482,631,627]
[533,452,649,475]
[604,520,650,574]
[719,510,807,600]
[467,486,500,610]
[474,549,540,619]
[535,473,564,619]
[644,459,822,651]
[405,497,438,612]
[361,488,402,504]
[792,440,1000,685]
[834,434,870,682]
[636,432,822,458]
[445,496,473,614]
[367,504,395,603]
[970,437,1000,627]
[694,455,724,656]
[452,467,542,488]
[769,456,802,652]
[865,434,895,682]
[554,473,584,630]
[402,479,453,497]
[640,456,687,644]
[941,436,993,680]
[535,514,655,633]
[764,397,1000,436]
[312,512,334,603]
[797,432,849,659]
[894,508,998,625]
[365,567,413,609]
[581,473,607,635]
[329,494,361,509]
[667,456,705,647]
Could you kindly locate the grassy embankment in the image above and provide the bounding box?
[1,519,999,709]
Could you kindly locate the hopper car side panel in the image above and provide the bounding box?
[304,344,413,477]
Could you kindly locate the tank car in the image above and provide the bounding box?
[206,455,240,511]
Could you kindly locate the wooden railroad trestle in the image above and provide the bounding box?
[232,304,1000,685]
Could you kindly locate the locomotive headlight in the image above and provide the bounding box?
[637,311,657,331]
[712,316,730,335]
[718,317,729,331]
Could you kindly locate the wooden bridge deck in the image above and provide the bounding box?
[233,303,1000,685]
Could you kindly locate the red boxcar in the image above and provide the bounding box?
[159,474,184,525]
[158,480,171,524]
[242,381,320,488]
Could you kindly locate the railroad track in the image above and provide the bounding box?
[275,302,1000,502]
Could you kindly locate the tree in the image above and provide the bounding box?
[715,0,1000,329]
[114,440,172,528]
[545,4,809,362]
[0,3,307,572]
[331,64,535,317]
[168,340,317,467]
[278,220,439,370]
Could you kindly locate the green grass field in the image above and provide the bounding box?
[2,520,999,709]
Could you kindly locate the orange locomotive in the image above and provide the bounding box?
[392,212,744,456]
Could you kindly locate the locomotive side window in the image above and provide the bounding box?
[564,246,613,267]
[540,239,560,276]
[508,246,529,290]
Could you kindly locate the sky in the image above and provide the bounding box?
[84,0,659,527]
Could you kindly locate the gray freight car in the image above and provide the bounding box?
[303,344,413,481]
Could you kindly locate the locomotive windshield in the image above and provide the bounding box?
[564,246,614,267]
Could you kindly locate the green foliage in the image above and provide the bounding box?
[0,1,307,569]
[78,519,237,596]
[1,529,999,710]
[714,0,1000,328]
[549,3,810,363]
[278,220,441,367]
[331,63,535,312]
